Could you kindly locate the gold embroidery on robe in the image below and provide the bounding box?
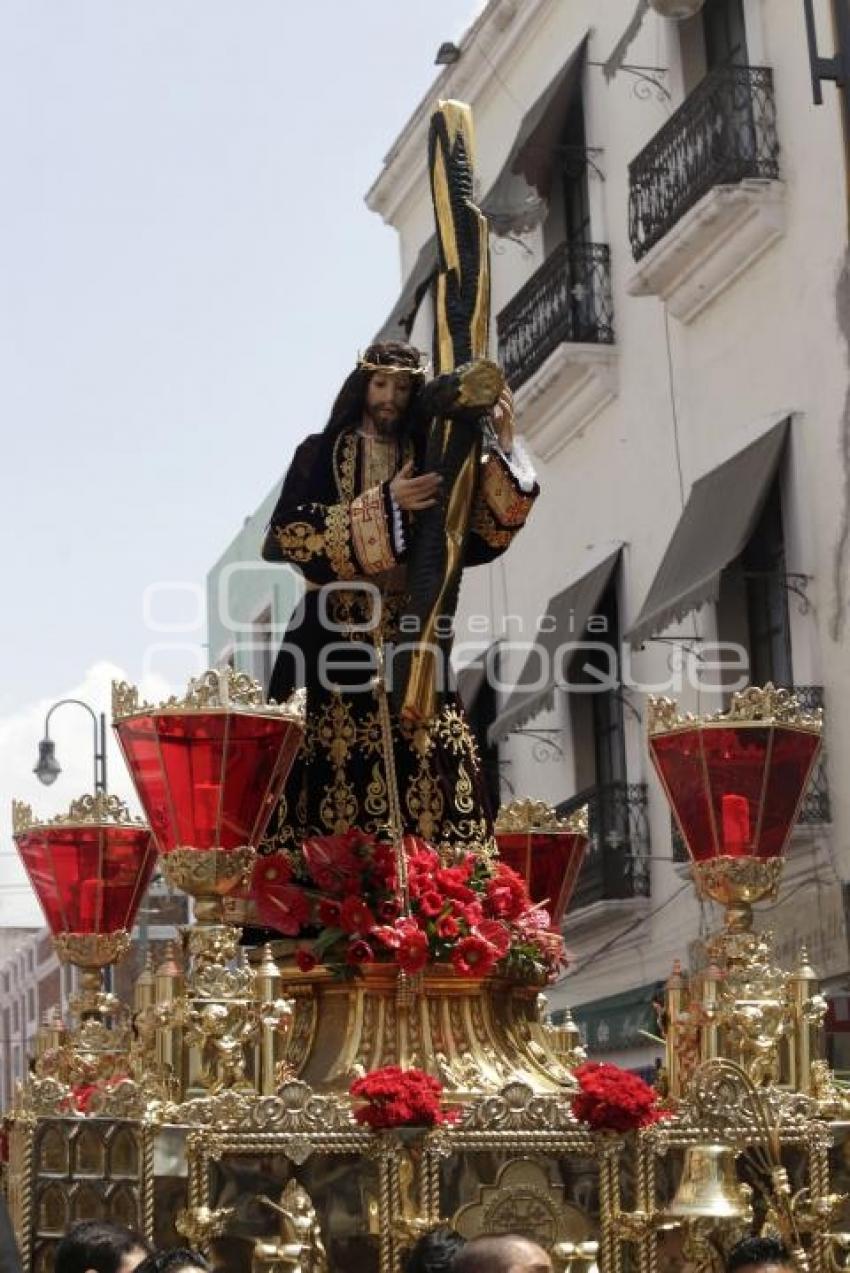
[478,454,536,527]
[350,484,396,575]
[470,501,514,549]
[325,503,357,580]
[275,521,325,562]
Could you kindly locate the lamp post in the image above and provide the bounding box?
[34,699,108,794]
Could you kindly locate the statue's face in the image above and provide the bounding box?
[364,370,413,435]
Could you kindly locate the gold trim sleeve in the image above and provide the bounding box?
[477,452,537,528]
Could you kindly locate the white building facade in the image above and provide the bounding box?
[365,0,850,1070]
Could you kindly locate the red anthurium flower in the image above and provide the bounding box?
[346,939,374,965]
[435,913,460,941]
[418,891,444,919]
[317,899,342,928]
[295,947,318,973]
[396,923,429,975]
[451,934,498,979]
[475,919,511,957]
[256,882,310,936]
[340,896,375,935]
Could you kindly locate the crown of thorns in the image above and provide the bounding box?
[356,349,429,376]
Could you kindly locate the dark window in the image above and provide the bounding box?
[717,476,792,688]
[741,480,792,686]
[560,93,591,248]
[703,0,748,70]
[585,581,626,788]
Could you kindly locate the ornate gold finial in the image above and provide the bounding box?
[112,669,307,722]
[494,798,588,837]
[13,794,147,832]
[648,684,822,735]
[12,800,34,835]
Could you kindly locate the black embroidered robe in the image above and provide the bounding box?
[261,421,538,858]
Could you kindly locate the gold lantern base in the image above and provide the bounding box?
[276,960,576,1097]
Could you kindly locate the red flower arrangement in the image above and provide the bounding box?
[349,1066,457,1130]
[571,1061,664,1133]
[252,831,566,983]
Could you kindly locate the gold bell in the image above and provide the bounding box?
[666,1143,753,1219]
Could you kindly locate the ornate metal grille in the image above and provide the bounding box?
[795,685,831,824]
[628,65,780,260]
[558,782,650,912]
[496,241,614,392]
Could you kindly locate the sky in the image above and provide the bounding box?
[0,0,483,918]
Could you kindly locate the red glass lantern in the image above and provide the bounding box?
[648,685,822,923]
[12,794,155,970]
[112,669,304,921]
[494,799,589,926]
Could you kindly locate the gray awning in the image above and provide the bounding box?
[488,548,621,744]
[455,646,494,712]
[482,34,588,236]
[373,235,438,344]
[626,419,790,648]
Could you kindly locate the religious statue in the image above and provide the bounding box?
[253,1182,328,1273]
[260,102,538,862]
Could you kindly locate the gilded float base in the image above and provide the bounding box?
[277,961,576,1097]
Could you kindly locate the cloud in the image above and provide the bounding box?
[0,661,178,929]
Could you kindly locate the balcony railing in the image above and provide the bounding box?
[496,240,614,392]
[558,782,650,912]
[628,65,780,261]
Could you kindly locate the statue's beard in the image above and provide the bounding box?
[364,404,400,438]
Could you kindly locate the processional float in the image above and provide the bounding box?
[6,99,850,1273]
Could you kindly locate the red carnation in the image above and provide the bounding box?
[349,1065,454,1129]
[571,1062,664,1133]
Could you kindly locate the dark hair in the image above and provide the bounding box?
[403,1225,465,1273]
[133,1251,210,1273]
[727,1237,793,1273]
[55,1221,151,1273]
[324,341,426,440]
[452,1234,548,1273]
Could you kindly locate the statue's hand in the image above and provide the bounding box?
[492,384,515,452]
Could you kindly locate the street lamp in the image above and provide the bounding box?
[34,699,108,794]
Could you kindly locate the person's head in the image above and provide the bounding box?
[133,1249,209,1273]
[403,1225,465,1273]
[726,1236,795,1273]
[55,1221,151,1273]
[453,1233,553,1273]
[324,341,427,440]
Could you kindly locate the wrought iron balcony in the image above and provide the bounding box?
[628,65,780,261]
[558,782,650,912]
[795,685,831,825]
[496,240,614,392]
